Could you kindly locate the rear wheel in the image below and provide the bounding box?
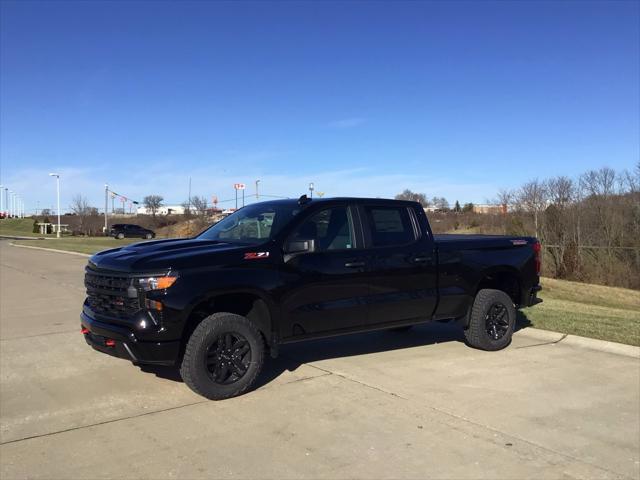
[464,289,515,351]
[116,232,124,239]
[145,233,153,239]
[180,312,264,400]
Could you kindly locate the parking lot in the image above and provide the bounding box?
[0,239,638,479]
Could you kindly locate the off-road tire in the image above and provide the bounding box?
[464,289,516,351]
[180,312,264,400]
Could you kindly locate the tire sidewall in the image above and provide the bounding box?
[468,289,516,351]
[182,313,264,399]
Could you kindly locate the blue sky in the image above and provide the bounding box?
[1,0,638,212]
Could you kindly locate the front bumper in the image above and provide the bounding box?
[81,311,180,366]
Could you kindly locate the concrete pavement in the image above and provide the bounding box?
[1,240,639,479]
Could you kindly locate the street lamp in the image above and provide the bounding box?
[49,173,61,237]
[308,182,314,199]
[9,190,14,218]
[255,179,260,200]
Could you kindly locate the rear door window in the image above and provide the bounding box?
[365,206,416,247]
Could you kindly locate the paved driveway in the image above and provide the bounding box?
[1,240,638,479]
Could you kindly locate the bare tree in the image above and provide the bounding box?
[70,195,95,235]
[395,189,429,207]
[431,197,449,211]
[515,180,547,239]
[191,195,209,228]
[495,189,514,210]
[143,195,163,218]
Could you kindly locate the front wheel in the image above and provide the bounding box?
[180,312,264,400]
[464,289,516,351]
[116,232,124,239]
[145,233,153,239]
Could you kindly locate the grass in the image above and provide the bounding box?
[7,234,640,346]
[521,277,640,346]
[0,218,47,237]
[13,236,142,255]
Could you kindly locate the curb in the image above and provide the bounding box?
[9,242,91,258]
[0,235,46,240]
[517,327,639,359]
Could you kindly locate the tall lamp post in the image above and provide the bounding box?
[308,182,314,199]
[49,173,61,238]
[255,179,260,200]
[0,185,3,216]
[9,191,14,218]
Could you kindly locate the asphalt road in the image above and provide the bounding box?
[1,240,639,479]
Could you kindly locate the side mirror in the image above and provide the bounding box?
[285,239,315,254]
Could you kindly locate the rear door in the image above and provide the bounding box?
[360,203,438,326]
[279,204,370,338]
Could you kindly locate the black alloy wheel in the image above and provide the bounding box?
[205,332,251,385]
[485,302,509,340]
[464,288,516,351]
[180,312,265,400]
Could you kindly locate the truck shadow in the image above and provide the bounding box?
[139,312,533,389]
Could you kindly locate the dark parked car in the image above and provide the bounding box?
[82,196,541,400]
[109,224,155,240]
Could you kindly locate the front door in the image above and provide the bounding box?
[279,205,370,339]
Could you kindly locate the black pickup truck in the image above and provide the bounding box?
[81,196,541,399]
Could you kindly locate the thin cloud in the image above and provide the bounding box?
[326,117,366,129]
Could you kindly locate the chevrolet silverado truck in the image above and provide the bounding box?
[81,196,542,399]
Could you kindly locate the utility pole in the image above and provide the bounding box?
[104,184,109,233]
[49,173,61,237]
[188,176,192,215]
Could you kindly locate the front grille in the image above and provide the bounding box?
[85,270,141,318]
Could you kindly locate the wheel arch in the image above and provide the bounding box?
[474,266,522,307]
[179,289,275,358]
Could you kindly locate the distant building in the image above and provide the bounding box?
[472,204,509,215]
[136,205,186,215]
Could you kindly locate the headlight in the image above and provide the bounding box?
[138,274,178,291]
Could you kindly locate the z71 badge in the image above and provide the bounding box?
[244,252,270,260]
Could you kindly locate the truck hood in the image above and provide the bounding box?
[88,238,255,273]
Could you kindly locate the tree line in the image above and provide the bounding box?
[396,163,640,290]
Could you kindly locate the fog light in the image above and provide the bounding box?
[145,299,163,311]
[105,339,116,347]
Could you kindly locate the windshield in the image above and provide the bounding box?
[196,203,300,244]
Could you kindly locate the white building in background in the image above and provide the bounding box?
[136,205,185,215]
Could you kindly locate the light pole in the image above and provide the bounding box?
[308,182,314,199]
[0,185,3,216]
[49,173,61,237]
[9,190,14,218]
[4,188,8,217]
[255,179,260,200]
[104,184,108,233]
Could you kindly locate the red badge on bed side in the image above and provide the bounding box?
[244,252,270,260]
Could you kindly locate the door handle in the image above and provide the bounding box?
[344,261,366,268]
[412,256,430,263]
